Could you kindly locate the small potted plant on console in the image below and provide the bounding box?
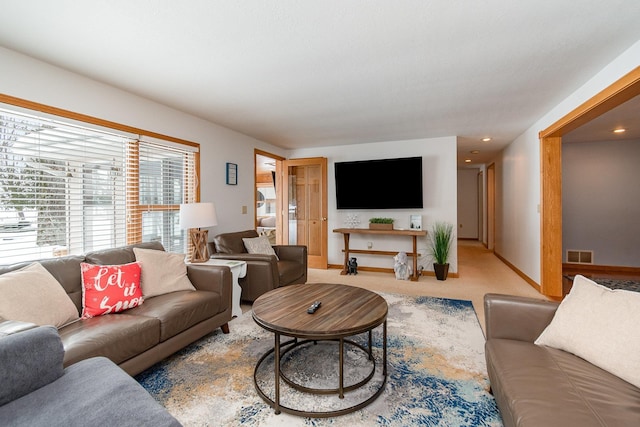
[369,217,394,230]
[428,221,454,280]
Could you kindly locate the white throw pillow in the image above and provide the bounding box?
[0,262,79,328]
[133,248,196,298]
[535,274,640,388]
[242,235,279,259]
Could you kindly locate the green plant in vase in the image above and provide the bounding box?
[428,221,454,280]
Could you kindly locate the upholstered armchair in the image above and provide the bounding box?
[208,229,307,302]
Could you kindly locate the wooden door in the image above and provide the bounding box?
[281,157,328,269]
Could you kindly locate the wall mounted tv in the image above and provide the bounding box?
[334,156,423,209]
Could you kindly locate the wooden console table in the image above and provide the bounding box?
[333,228,428,281]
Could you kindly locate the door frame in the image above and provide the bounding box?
[539,66,640,297]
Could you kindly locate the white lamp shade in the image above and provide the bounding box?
[179,202,218,229]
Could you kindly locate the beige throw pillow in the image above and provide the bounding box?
[535,274,640,388]
[0,262,79,328]
[242,235,279,259]
[133,248,196,298]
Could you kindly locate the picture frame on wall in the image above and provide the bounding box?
[226,162,238,185]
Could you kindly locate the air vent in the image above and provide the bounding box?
[566,250,593,264]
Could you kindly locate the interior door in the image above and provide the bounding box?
[280,157,328,269]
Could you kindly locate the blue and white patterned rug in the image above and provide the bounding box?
[136,291,502,426]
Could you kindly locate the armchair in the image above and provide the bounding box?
[208,229,307,302]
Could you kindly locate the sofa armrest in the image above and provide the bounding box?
[187,264,232,311]
[273,245,307,265]
[0,325,65,406]
[484,293,559,342]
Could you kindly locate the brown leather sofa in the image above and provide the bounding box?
[484,293,640,427]
[0,241,232,376]
[209,229,307,302]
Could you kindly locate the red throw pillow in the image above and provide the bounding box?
[80,262,144,318]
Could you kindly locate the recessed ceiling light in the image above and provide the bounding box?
[470,150,480,154]
[613,128,626,133]
[464,159,472,163]
[482,137,491,142]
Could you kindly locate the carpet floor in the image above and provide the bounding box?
[136,290,502,426]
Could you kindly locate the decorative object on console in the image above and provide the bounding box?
[80,262,143,318]
[344,213,361,228]
[409,214,422,230]
[347,257,358,275]
[428,221,454,280]
[369,217,394,230]
[393,252,411,280]
[179,202,218,262]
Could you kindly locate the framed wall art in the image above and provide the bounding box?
[226,162,237,185]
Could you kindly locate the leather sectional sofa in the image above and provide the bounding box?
[209,229,307,302]
[0,241,232,376]
[484,293,640,427]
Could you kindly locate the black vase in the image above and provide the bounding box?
[433,263,449,281]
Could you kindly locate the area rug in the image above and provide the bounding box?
[135,292,502,426]
[565,275,640,293]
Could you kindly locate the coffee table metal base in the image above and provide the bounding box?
[253,322,387,418]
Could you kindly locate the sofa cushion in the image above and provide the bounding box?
[0,326,64,407]
[243,235,279,259]
[133,248,195,298]
[486,338,640,427]
[0,356,180,427]
[59,314,160,366]
[535,274,640,388]
[127,290,221,341]
[80,262,144,318]
[0,263,79,328]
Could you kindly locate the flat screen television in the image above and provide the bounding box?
[334,156,423,209]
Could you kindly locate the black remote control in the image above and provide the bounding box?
[307,301,321,314]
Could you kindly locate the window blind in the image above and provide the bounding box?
[0,107,198,263]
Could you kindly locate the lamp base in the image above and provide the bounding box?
[189,229,210,263]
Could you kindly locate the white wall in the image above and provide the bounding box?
[493,39,640,284]
[290,137,458,273]
[0,46,287,235]
[457,168,479,239]
[562,138,640,267]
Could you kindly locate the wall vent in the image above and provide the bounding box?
[566,250,593,264]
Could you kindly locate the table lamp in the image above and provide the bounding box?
[179,202,218,262]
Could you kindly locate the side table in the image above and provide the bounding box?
[191,259,247,317]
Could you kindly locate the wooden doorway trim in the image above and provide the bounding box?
[539,66,640,298]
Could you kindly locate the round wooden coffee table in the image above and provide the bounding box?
[252,283,388,417]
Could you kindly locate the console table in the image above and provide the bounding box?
[333,228,428,281]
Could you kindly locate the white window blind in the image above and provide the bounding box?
[0,107,198,263]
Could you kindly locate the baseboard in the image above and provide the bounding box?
[493,251,541,292]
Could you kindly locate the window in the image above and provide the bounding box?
[0,105,198,263]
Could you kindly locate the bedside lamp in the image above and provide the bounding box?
[179,202,218,262]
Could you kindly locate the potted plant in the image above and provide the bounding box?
[428,221,454,280]
[369,217,394,230]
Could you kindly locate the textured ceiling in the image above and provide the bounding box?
[1,1,639,166]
